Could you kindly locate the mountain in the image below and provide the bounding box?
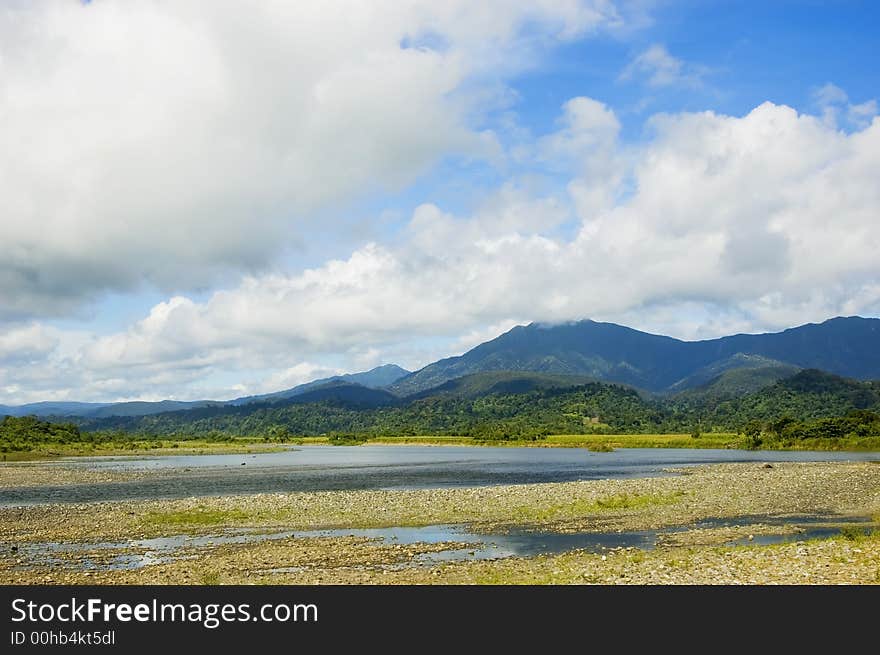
[227,364,410,405]
[82,379,670,437]
[284,381,398,407]
[78,368,880,438]
[391,316,880,395]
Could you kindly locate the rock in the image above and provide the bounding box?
[762,463,774,469]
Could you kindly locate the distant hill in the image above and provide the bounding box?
[671,356,802,403]
[391,317,880,395]
[0,401,114,418]
[86,400,220,418]
[0,364,409,419]
[0,399,220,419]
[405,371,600,400]
[676,366,802,403]
[82,379,670,437]
[225,364,410,405]
[701,369,880,426]
[667,354,800,393]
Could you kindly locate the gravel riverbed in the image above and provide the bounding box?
[1,461,878,584]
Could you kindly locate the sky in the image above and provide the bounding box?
[1,0,879,404]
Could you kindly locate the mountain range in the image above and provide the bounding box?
[390,316,880,395]
[2,316,879,420]
[0,364,410,419]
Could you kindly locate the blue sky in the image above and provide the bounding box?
[1,1,878,403]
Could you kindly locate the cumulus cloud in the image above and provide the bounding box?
[619,43,705,88]
[90,101,880,355]
[0,324,59,366]
[0,0,622,321]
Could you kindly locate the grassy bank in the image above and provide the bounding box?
[6,431,880,459]
[352,432,880,451]
[0,439,287,461]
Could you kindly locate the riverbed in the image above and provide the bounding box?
[2,459,879,584]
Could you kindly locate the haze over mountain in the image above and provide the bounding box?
[227,364,410,406]
[390,316,880,395]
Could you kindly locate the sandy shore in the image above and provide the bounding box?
[1,461,879,584]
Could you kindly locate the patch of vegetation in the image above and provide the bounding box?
[198,571,221,585]
[737,410,880,450]
[327,433,372,446]
[839,525,876,542]
[144,506,283,527]
[513,491,685,522]
[0,416,83,452]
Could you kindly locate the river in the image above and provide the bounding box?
[2,445,878,506]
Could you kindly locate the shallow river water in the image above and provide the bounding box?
[12,514,872,573]
[2,445,878,506]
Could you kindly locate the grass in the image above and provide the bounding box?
[839,525,877,541]
[769,436,880,452]
[365,432,880,451]
[1,439,287,460]
[198,571,221,585]
[364,433,740,449]
[545,433,740,449]
[143,506,287,527]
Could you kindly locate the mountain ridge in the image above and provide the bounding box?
[390,316,880,395]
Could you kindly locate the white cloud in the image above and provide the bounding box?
[3,95,879,403]
[538,97,626,218]
[0,324,59,365]
[97,100,880,365]
[249,364,345,396]
[813,82,850,107]
[620,43,704,88]
[0,0,622,321]
[848,100,879,129]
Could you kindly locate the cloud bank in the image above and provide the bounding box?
[3,95,879,402]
